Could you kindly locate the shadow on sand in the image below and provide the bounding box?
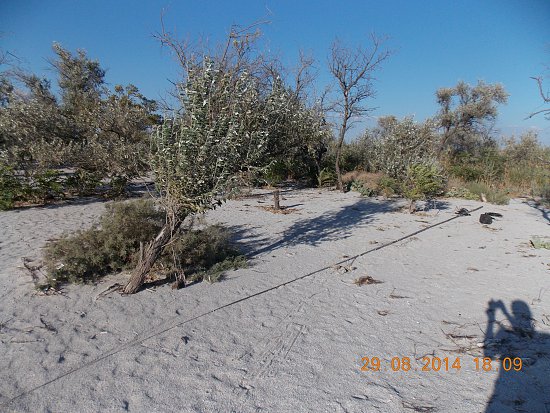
[239,198,402,258]
[524,199,550,224]
[483,299,550,412]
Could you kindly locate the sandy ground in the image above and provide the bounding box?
[0,189,549,413]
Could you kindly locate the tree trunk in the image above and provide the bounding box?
[335,110,348,192]
[273,188,280,210]
[335,151,343,191]
[409,199,416,214]
[123,218,183,294]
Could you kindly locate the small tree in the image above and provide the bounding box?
[328,35,391,191]
[123,25,274,293]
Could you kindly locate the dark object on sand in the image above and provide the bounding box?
[455,208,471,216]
[353,275,383,286]
[480,212,503,224]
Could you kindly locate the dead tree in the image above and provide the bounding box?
[328,35,391,191]
[526,76,550,120]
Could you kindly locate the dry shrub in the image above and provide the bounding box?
[343,171,383,187]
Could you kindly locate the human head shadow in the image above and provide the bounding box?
[483,299,550,412]
[246,198,400,258]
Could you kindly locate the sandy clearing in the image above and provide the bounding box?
[0,189,549,412]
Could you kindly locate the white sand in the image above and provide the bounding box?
[0,190,549,412]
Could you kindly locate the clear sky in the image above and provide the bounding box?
[1,0,549,143]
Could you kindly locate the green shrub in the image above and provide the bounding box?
[32,169,64,202]
[43,199,245,287]
[403,163,446,212]
[317,167,337,187]
[263,160,288,186]
[534,181,550,201]
[65,170,103,196]
[0,164,63,209]
[464,182,510,205]
[0,163,23,210]
[377,175,401,197]
[350,180,377,197]
[44,199,164,284]
[163,225,246,283]
[445,186,479,200]
[448,164,484,182]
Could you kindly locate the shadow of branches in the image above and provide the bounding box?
[244,198,400,257]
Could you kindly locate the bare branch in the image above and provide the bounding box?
[531,76,550,103]
[327,34,391,190]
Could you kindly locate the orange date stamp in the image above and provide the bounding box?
[360,356,523,373]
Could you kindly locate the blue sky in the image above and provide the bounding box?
[1,0,549,143]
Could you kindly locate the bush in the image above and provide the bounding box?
[317,167,337,187]
[403,163,446,212]
[372,116,438,180]
[262,160,288,186]
[534,181,550,201]
[44,199,164,284]
[464,182,509,205]
[377,175,401,197]
[0,163,64,209]
[162,224,246,283]
[446,150,505,184]
[0,163,23,210]
[31,169,64,202]
[445,186,480,201]
[65,170,103,196]
[43,199,245,287]
[350,180,377,197]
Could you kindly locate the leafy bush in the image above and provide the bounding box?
[446,150,505,184]
[350,180,377,197]
[445,186,480,200]
[43,199,245,287]
[65,170,103,196]
[534,181,550,201]
[262,160,288,186]
[31,169,64,202]
[0,163,64,209]
[162,224,246,283]
[317,167,337,187]
[403,163,446,212]
[464,182,509,205]
[44,199,164,284]
[372,116,438,180]
[0,163,23,210]
[377,175,401,197]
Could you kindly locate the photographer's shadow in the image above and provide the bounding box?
[484,300,550,412]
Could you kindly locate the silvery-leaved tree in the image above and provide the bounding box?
[372,116,439,180]
[436,81,508,156]
[123,25,274,293]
